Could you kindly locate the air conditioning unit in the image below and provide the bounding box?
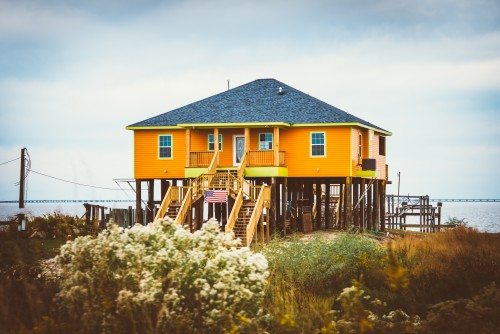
[362,158,376,171]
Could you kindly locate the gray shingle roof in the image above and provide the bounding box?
[128,79,390,134]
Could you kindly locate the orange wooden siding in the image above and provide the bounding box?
[134,129,186,179]
[351,127,369,175]
[280,127,351,177]
[189,128,245,167]
[372,132,387,180]
[350,127,387,180]
[133,126,387,179]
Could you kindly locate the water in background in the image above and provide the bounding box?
[0,201,499,232]
[0,202,135,220]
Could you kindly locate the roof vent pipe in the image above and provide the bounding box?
[278,86,284,95]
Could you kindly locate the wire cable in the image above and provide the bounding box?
[29,169,123,191]
[0,157,20,166]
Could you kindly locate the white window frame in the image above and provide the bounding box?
[207,133,223,151]
[258,132,273,150]
[158,134,173,159]
[358,133,362,162]
[310,131,326,157]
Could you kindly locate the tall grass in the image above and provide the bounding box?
[260,228,500,333]
[1,223,499,333]
[260,233,387,332]
[0,239,63,334]
[391,227,500,314]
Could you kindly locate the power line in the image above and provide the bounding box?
[0,157,20,166]
[29,169,124,191]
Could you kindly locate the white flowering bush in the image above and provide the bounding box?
[49,218,269,333]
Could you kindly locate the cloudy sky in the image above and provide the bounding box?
[0,0,499,202]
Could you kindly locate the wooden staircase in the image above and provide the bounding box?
[154,150,271,246]
[232,201,255,240]
[165,202,181,220]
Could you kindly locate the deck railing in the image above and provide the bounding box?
[237,151,247,179]
[175,187,192,225]
[247,150,285,166]
[246,186,266,246]
[155,185,192,222]
[154,186,173,221]
[189,151,213,167]
[225,188,244,233]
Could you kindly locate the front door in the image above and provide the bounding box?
[233,135,245,166]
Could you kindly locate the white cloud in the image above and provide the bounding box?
[1,0,499,201]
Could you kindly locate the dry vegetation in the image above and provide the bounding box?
[261,227,500,333]
[0,214,499,334]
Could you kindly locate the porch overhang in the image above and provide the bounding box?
[244,167,288,178]
[185,167,208,178]
[353,170,378,178]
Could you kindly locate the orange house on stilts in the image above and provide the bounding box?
[127,79,391,245]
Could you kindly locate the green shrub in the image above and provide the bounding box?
[444,216,468,227]
[29,211,98,239]
[262,234,386,295]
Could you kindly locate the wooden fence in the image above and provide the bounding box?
[83,203,152,228]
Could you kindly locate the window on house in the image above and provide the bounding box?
[159,135,172,158]
[208,133,223,151]
[311,132,325,156]
[379,136,386,156]
[358,134,362,160]
[259,133,273,150]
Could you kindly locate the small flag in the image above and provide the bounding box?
[204,190,228,203]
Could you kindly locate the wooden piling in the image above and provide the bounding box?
[135,179,143,225]
[325,181,331,228]
[270,177,276,235]
[380,181,386,231]
[373,180,380,231]
[353,179,359,228]
[147,179,154,223]
[338,183,344,228]
[208,203,214,218]
[360,179,366,230]
[367,182,372,230]
[160,179,169,199]
[283,177,288,235]
[315,181,322,230]
[345,177,353,228]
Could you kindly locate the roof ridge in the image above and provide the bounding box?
[127,78,390,134]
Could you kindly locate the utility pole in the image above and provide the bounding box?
[19,147,26,209]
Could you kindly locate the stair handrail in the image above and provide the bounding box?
[207,151,219,182]
[190,151,219,201]
[225,171,261,201]
[154,186,174,221]
[175,187,192,225]
[222,171,241,196]
[225,188,244,233]
[237,151,247,179]
[245,185,266,246]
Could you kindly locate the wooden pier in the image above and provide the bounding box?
[385,195,442,232]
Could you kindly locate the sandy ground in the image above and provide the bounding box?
[291,229,420,243]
